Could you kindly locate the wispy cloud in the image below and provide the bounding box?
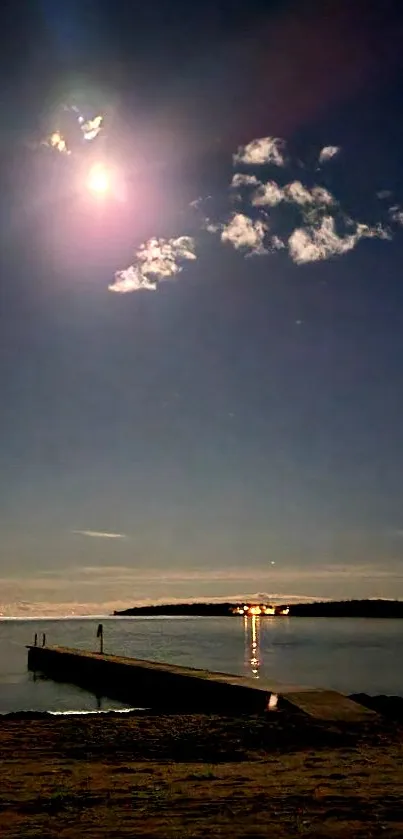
[389,206,403,226]
[0,593,322,618]
[233,136,286,167]
[386,528,403,538]
[318,145,340,164]
[72,530,127,540]
[1,562,402,616]
[269,235,286,251]
[110,236,197,294]
[69,563,403,583]
[288,216,390,265]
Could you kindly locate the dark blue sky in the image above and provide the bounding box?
[1,0,403,614]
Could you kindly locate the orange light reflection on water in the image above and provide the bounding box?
[244,613,261,678]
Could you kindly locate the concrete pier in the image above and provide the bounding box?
[27,645,375,721]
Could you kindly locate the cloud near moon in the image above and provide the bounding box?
[32,110,402,292]
[112,135,398,291]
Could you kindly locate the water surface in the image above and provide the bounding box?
[0,616,401,714]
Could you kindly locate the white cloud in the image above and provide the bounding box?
[358,221,391,241]
[81,114,103,141]
[136,236,196,275]
[40,106,103,156]
[233,136,286,167]
[73,530,127,540]
[109,265,158,294]
[310,186,335,206]
[189,195,213,210]
[109,236,197,294]
[66,104,103,142]
[288,216,390,265]
[0,592,323,618]
[252,180,284,207]
[389,206,403,226]
[249,180,335,210]
[107,132,394,290]
[42,131,70,155]
[220,213,268,253]
[205,220,221,233]
[284,181,335,207]
[1,562,402,616]
[270,235,286,251]
[318,145,340,164]
[231,173,260,188]
[284,181,314,205]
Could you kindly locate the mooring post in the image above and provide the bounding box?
[97,623,104,654]
[42,633,46,647]
[34,633,38,647]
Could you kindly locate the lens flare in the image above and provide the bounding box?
[87,163,110,196]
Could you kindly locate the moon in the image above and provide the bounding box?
[86,163,111,196]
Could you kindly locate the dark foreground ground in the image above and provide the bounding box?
[1,701,403,838]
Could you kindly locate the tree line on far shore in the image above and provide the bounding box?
[113,599,403,618]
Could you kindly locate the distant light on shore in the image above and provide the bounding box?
[232,603,289,616]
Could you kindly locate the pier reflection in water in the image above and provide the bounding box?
[244,614,261,678]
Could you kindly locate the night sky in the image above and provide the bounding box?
[1,0,403,615]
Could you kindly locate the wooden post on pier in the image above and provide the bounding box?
[96,623,104,655]
[34,633,38,647]
[42,633,46,647]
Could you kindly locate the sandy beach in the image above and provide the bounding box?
[1,706,402,838]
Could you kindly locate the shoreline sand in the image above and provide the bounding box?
[1,706,403,837]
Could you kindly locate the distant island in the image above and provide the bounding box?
[113,599,403,618]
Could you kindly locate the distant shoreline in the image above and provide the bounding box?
[113,598,403,618]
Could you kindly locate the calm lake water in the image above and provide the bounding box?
[0,616,401,714]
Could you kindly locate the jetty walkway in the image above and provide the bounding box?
[27,644,374,722]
